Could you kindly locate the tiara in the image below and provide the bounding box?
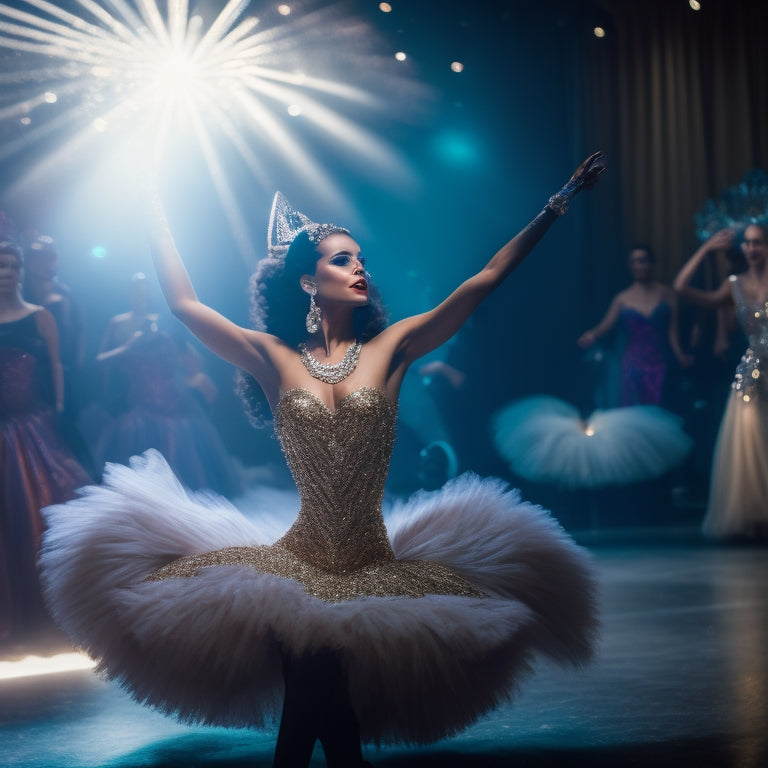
[267,192,349,257]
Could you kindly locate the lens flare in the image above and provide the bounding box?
[0,0,423,259]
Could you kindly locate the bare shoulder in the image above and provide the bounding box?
[614,287,631,305]
[722,274,737,295]
[32,305,57,334]
[365,316,413,351]
[241,327,299,375]
[243,326,286,353]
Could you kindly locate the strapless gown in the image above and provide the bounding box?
[1,312,90,642]
[40,387,597,745]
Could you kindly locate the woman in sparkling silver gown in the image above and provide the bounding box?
[41,153,604,767]
[674,224,768,539]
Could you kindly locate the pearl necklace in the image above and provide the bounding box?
[298,340,362,384]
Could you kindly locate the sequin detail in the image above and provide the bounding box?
[729,275,768,401]
[146,387,485,602]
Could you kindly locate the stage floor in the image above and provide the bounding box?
[2,528,766,768]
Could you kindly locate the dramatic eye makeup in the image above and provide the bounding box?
[329,253,366,268]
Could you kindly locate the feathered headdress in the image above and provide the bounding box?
[695,169,768,241]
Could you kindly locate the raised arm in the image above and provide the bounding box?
[147,188,277,384]
[390,152,605,365]
[673,229,734,309]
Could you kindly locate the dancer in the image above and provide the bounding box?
[0,241,90,647]
[95,272,240,496]
[22,235,85,415]
[578,244,691,407]
[674,225,768,539]
[41,152,604,766]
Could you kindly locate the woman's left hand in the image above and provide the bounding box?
[568,151,606,193]
[547,152,606,215]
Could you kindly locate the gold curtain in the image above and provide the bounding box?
[588,0,768,280]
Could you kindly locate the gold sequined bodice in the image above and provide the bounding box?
[146,385,484,602]
[274,387,397,572]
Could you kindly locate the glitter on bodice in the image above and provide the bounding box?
[146,385,485,602]
[274,387,397,572]
[730,275,768,399]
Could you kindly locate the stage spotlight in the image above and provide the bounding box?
[379,2,392,11]
[44,92,57,103]
[91,246,107,259]
[395,51,407,61]
[0,652,96,681]
[689,0,701,9]
[287,104,302,116]
[20,116,31,125]
[433,129,480,167]
[593,27,606,38]
[0,0,419,263]
[450,61,464,73]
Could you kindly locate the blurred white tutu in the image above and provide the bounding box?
[492,395,692,488]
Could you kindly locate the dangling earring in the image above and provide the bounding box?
[305,286,322,334]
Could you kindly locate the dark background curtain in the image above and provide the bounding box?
[582,0,768,292]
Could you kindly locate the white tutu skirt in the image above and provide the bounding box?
[40,451,597,745]
[492,396,692,488]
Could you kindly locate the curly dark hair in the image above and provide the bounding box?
[236,230,388,427]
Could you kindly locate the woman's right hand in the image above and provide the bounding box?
[577,330,596,348]
[705,228,735,252]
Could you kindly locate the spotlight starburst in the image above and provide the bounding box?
[0,0,422,259]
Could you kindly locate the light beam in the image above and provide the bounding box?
[0,0,424,260]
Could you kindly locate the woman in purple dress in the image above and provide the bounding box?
[578,245,692,406]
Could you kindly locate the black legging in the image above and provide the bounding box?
[273,648,363,768]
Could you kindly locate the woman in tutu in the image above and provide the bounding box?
[674,225,768,539]
[41,153,604,767]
